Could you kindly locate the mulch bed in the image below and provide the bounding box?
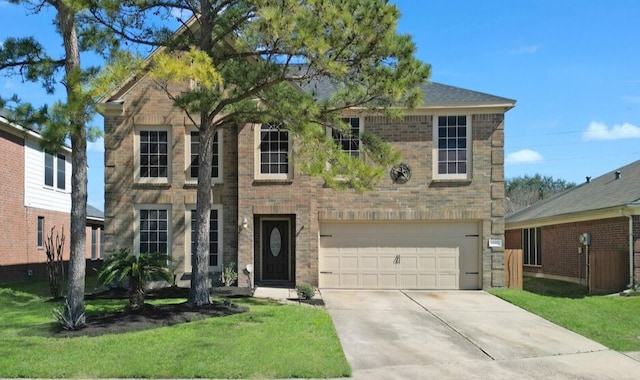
[55,287,248,338]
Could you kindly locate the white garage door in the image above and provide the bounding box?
[319,222,480,290]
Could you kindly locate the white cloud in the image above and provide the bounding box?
[583,121,640,141]
[509,45,539,55]
[87,137,104,153]
[506,149,544,164]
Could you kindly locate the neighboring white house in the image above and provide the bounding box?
[0,112,102,283]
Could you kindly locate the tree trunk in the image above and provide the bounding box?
[188,1,215,306]
[188,124,216,305]
[58,3,87,320]
[129,281,145,312]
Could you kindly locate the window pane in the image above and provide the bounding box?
[44,153,54,186]
[139,130,168,178]
[57,155,66,190]
[436,116,468,178]
[139,208,169,256]
[260,123,289,174]
[37,217,44,247]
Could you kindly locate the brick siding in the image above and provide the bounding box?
[105,77,507,288]
[507,217,634,291]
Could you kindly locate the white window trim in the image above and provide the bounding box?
[254,123,293,180]
[431,114,472,181]
[133,204,172,259]
[185,205,223,272]
[134,126,172,184]
[185,128,223,185]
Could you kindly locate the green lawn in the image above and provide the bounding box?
[490,277,640,352]
[0,279,350,378]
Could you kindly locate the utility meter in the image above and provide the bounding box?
[578,233,591,245]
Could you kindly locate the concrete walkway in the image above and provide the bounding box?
[322,290,640,380]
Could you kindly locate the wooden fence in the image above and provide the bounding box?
[504,249,523,289]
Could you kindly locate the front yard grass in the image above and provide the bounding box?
[0,279,350,379]
[490,277,640,352]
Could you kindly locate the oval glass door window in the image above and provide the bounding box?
[270,228,282,257]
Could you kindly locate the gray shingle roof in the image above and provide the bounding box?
[289,65,515,108]
[420,82,515,105]
[506,159,640,224]
[87,205,104,220]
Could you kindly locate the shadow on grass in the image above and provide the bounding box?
[524,277,589,299]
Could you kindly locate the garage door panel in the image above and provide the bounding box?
[439,274,459,288]
[419,274,438,288]
[319,222,480,290]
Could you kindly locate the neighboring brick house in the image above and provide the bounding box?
[101,70,515,290]
[506,160,640,294]
[0,113,104,283]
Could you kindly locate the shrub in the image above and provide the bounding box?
[220,263,238,287]
[97,248,173,311]
[296,284,316,300]
[53,300,85,330]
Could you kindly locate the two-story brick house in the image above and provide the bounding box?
[0,113,104,283]
[101,71,515,290]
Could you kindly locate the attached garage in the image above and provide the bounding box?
[319,222,480,290]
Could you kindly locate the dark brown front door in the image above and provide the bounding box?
[262,220,289,281]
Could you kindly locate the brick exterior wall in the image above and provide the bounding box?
[103,77,239,286]
[506,216,636,292]
[104,76,507,289]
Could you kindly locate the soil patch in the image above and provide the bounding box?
[56,287,248,338]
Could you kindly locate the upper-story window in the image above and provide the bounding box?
[187,130,222,183]
[257,122,291,179]
[44,152,66,190]
[333,117,362,158]
[135,127,171,183]
[433,115,471,180]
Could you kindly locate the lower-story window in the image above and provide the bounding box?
[137,206,171,259]
[37,216,44,248]
[523,227,542,266]
[188,206,223,271]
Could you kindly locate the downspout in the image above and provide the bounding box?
[628,215,634,288]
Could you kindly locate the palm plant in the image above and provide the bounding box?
[98,248,173,312]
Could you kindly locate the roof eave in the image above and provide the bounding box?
[506,204,640,229]
[0,115,73,154]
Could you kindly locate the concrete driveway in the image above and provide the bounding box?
[322,290,640,379]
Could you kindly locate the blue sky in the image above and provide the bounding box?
[2,1,640,210]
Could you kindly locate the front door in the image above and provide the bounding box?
[262,219,290,281]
